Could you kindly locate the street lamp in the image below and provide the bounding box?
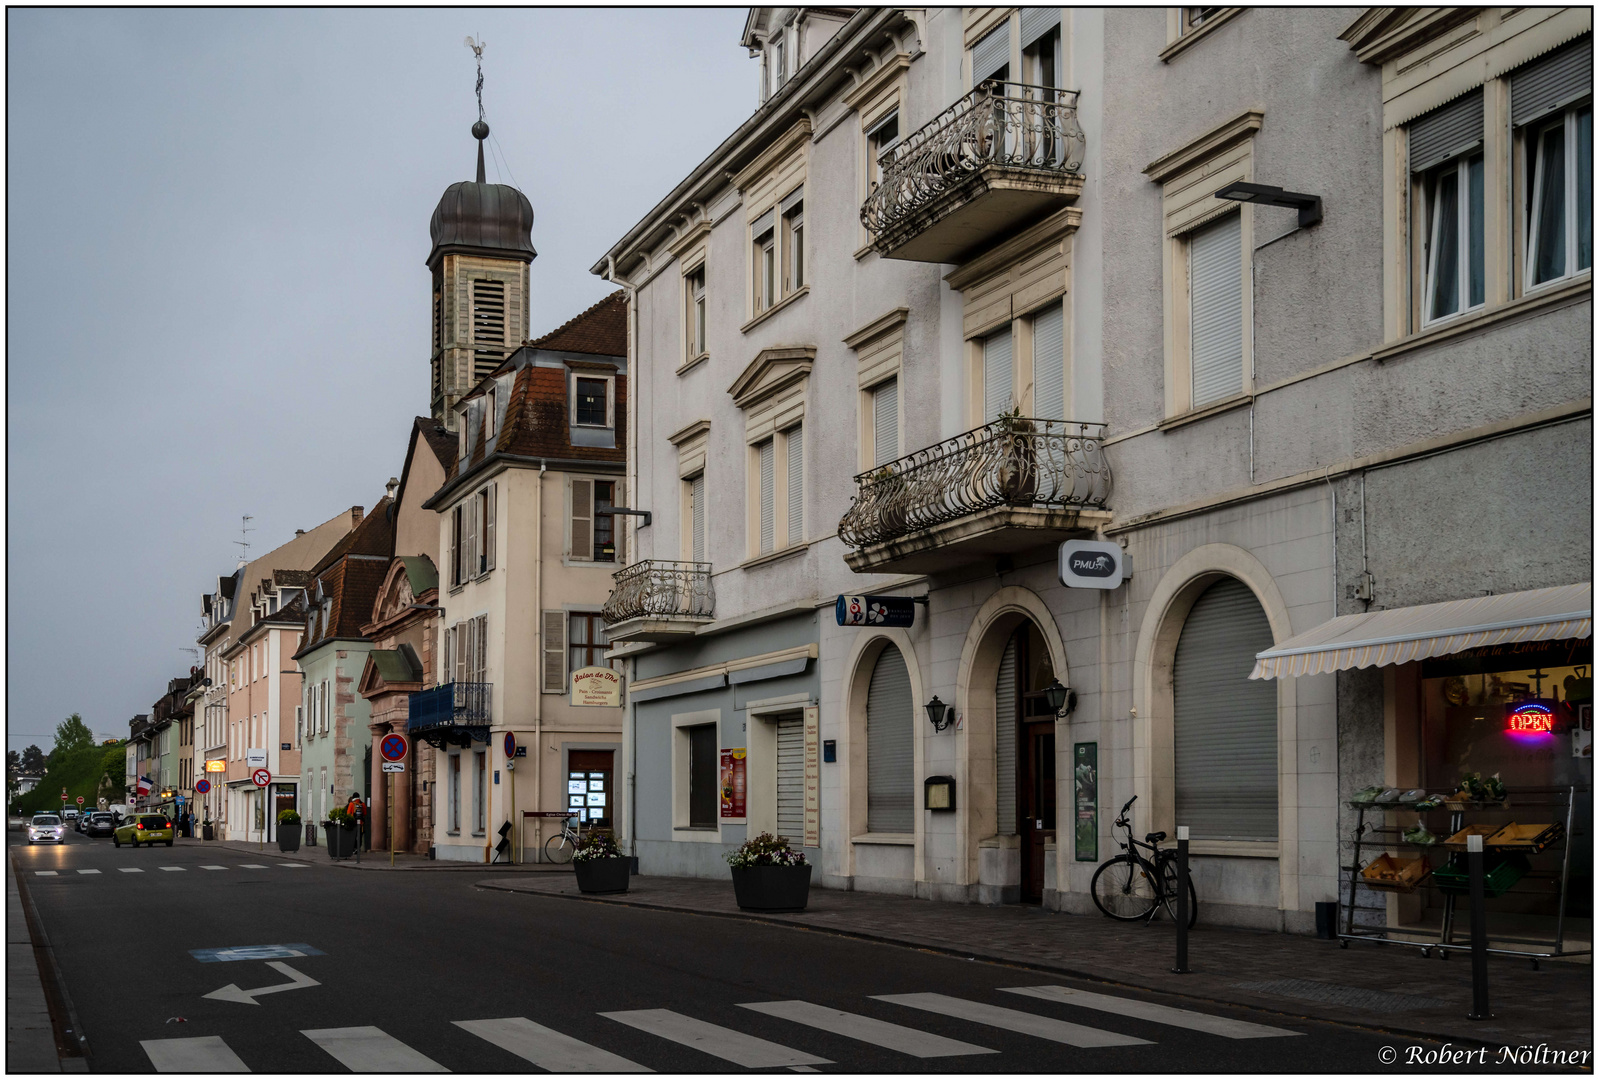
[1042,679,1077,718]
[924,695,956,732]
[1213,181,1323,228]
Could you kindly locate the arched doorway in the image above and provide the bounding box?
[865,644,914,834]
[996,621,1058,902]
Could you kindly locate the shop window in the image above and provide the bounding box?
[1172,577,1277,841]
[570,750,615,829]
[688,724,718,828]
[473,750,486,835]
[866,644,914,833]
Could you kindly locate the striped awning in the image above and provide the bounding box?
[1250,583,1592,680]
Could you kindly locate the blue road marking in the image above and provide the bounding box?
[190,943,326,963]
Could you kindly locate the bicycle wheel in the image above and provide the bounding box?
[1157,855,1198,929]
[1091,854,1161,921]
[544,832,575,864]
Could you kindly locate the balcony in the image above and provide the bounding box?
[406,682,491,749]
[602,560,715,643]
[862,81,1085,264]
[838,417,1112,575]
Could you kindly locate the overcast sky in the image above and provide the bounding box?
[7,8,754,751]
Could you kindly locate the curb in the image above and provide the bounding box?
[200,840,572,873]
[8,851,92,1071]
[476,879,1549,1054]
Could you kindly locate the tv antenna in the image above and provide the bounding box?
[233,514,254,561]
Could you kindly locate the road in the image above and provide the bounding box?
[11,828,1436,1074]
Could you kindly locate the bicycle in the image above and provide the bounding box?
[1090,795,1197,928]
[543,814,583,864]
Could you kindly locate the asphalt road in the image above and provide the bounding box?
[10,829,1470,1074]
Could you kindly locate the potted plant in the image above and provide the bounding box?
[277,808,302,852]
[201,816,214,842]
[572,830,631,894]
[323,806,358,859]
[993,405,1037,505]
[725,832,811,912]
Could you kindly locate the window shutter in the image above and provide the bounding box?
[691,474,706,563]
[484,484,496,572]
[1020,6,1060,48]
[1173,577,1279,841]
[448,507,460,586]
[613,482,626,564]
[465,495,479,579]
[471,279,507,382]
[866,645,914,833]
[571,479,593,560]
[777,713,804,841]
[759,440,776,554]
[1032,301,1066,421]
[453,622,467,685]
[441,627,454,688]
[1409,88,1485,173]
[972,23,1010,84]
[786,425,803,543]
[1512,37,1592,127]
[873,377,899,467]
[995,633,1018,835]
[542,610,567,693]
[983,328,1014,423]
[1188,212,1245,407]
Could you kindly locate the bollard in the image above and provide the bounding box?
[1172,825,1191,974]
[1466,834,1492,1019]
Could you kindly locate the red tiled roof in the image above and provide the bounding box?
[309,496,394,577]
[525,290,627,356]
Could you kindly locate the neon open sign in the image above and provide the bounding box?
[1507,703,1555,736]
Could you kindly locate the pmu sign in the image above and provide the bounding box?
[1058,540,1129,590]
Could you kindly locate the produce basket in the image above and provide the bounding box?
[1432,853,1530,897]
[1360,853,1432,891]
[1487,822,1564,853]
[1443,824,1502,849]
[1443,796,1512,811]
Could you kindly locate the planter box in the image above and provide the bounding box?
[730,864,812,912]
[278,821,302,853]
[574,856,631,894]
[324,822,359,859]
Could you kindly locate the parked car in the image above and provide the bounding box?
[74,810,93,832]
[61,807,80,827]
[27,814,66,845]
[113,814,174,848]
[83,812,116,838]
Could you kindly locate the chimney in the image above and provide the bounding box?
[295,529,306,537]
[351,506,364,526]
[386,477,400,500]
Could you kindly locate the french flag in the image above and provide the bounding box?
[136,775,153,796]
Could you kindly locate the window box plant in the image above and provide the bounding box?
[572,830,630,894]
[276,808,302,853]
[323,806,358,859]
[725,832,811,912]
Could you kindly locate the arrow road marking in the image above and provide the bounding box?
[203,962,320,1005]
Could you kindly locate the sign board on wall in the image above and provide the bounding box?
[245,748,268,769]
[1058,540,1128,590]
[719,748,746,819]
[836,595,916,627]
[803,706,820,847]
[571,666,623,707]
[1073,742,1098,862]
[205,759,227,773]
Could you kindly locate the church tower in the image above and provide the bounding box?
[427,117,535,427]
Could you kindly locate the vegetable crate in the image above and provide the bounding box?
[1359,853,1432,891]
[1432,853,1530,897]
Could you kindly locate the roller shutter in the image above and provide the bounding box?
[1189,213,1244,407]
[866,645,914,833]
[759,439,775,554]
[691,474,706,563]
[1021,7,1060,49]
[972,23,1010,85]
[777,713,804,842]
[995,633,1018,836]
[873,378,898,467]
[1032,301,1065,421]
[786,425,803,542]
[1409,89,1484,173]
[983,327,1014,423]
[1512,37,1592,127]
[1173,577,1278,841]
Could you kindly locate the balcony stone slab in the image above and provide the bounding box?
[844,505,1113,575]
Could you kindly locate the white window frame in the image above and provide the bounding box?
[1420,153,1486,327]
[753,218,777,314]
[684,262,707,362]
[1524,104,1593,293]
[570,372,616,428]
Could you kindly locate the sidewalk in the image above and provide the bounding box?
[7,855,88,1072]
[195,837,574,873]
[479,871,1593,1054]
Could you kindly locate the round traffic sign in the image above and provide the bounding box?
[195,778,211,794]
[60,793,68,801]
[76,796,84,804]
[503,732,517,759]
[380,733,409,762]
[252,768,272,788]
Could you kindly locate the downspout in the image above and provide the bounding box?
[534,460,546,855]
[606,254,641,861]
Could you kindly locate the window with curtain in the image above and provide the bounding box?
[866,644,914,833]
[1187,212,1244,407]
[1422,153,1485,323]
[569,611,613,672]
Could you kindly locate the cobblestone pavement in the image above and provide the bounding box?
[480,872,1593,1054]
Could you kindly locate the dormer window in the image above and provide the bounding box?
[770,32,786,95]
[486,386,497,440]
[572,375,614,427]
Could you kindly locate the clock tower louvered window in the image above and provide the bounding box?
[471,279,507,382]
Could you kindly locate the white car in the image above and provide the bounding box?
[27,814,65,844]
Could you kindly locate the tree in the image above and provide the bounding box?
[52,714,96,758]
[19,745,47,776]
[6,750,17,780]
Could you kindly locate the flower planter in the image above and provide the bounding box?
[324,821,358,859]
[277,821,302,853]
[574,856,632,894]
[730,864,812,912]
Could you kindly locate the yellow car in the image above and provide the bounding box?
[113,814,174,847]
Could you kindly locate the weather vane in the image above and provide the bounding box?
[465,36,486,125]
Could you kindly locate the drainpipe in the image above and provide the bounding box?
[534,460,546,857]
[606,255,641,861]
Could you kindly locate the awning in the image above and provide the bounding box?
[1251,583,1592,680]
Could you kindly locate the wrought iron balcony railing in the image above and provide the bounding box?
[838,418,1111,549]
[602,560,715,625]
[407,681,491,747]
[861,81,1085,239]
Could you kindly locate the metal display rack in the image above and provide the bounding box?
[1339,785,1590,967]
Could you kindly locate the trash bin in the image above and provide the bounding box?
[1315,901,1338,939]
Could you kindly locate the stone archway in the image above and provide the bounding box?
[839,627,926,891]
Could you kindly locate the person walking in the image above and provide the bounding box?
[346,792,366,860]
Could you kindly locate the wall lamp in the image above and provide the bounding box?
[1214,181,1322,228]
[607,507,652,528]
[1042,679,1078,718]
[924,695,956,732]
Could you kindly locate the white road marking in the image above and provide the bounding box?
[159,866,186,872]
[740,1000,996,1058]
[200,865,228,870]
[277,863,310,868]
[204,962,320,1005]
[76,869,102,875]
[302,1026,449,1072]
[141,1035,249,1072]
[601,1009,831,1068]
[35,871,57,876]
[454,1017,650,1072]
[238,864,268,869]
[873,993,1150,1048]
[119,867,143,873]
[1001,985,1302,1039]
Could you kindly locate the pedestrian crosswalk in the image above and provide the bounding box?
[36,863,313,878]
[140,983,1303,1072]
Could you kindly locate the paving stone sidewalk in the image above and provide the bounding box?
[479,872,1593,1055]
[197,837,573,872]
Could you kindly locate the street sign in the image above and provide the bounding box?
[196,778,211,794]
[60,793,68,802]
[245,748,267,769]
[76,796,84,805]
[503,732,517,759]
[381,761,406,773]
[380,733,409,762]
[1058,539,1129,590]
[252,768,272,788]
